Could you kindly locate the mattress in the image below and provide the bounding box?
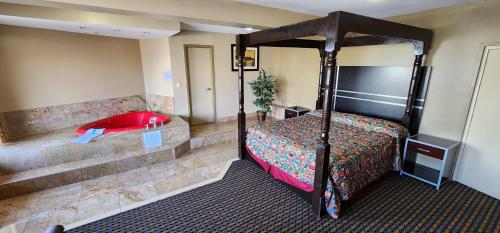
[246,111,408,218]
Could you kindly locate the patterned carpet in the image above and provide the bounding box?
[67,160,500,233]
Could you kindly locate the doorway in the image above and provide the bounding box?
[456,45,500,199]
[185,45,216,125]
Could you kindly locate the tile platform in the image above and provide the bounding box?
[0,141,238,233]
[0,116,190,200]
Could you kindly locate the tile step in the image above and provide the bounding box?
[189,130,237,150]
[0,140,190,200]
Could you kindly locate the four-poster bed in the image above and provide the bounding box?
[236,11,433,217]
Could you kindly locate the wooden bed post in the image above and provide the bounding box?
[315,47,326,110]
[236,34,247,160]
[401,53,424,130]
[312,49,339,215]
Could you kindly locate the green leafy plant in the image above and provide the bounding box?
[248,69,278,113]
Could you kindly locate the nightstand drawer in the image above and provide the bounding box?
[285,110,297,118]
[284,106,310,119]
[407,141,445,160]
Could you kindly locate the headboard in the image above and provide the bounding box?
[333,66,431,134]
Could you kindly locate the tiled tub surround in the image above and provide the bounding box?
[0,116,190,200]
[145,94,175,115]
[0,95,147,140]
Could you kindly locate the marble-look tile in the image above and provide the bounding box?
[145,149,175,165]
[116,167,153,187]
[94,98,123,119]
[0,177,50,201]
[163,125,190,144]
[115,154,148,173]
[24,202,78,233]
[35,182,82,213]
[4,108,45,139]
[118,182,157,207]
[0,217,29,233]
[68,101,99,125]
[173,140,190,158]
[75,190,119,222]
[112,135,143,156]
[120,95,147,113]
[79,160,116,180]
[192,161,228,179]
[80,174,118,200]
[146,94,175,114]
[174,155,207,170]
[42,105,73,131]
[95,96,146,119]
[0,112,8,144]
[270,104,286,120]
[43,145,81,167]
[147,160,188,181]
[152,170,210,195]
[75,140,116,161]
[0,149,45,173]
[0,193,41,225]
[46,169,82,189]
[0,95,149,139]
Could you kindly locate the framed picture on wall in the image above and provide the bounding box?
[231,44,259,71]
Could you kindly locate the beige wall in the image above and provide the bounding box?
[139,38,174,97]
[272,48,320,110]
[169,31,273,120]
[0,25,145,112]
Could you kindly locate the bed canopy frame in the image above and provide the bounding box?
[235,11,433,216]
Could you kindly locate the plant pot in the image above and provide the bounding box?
[257,111,267,122]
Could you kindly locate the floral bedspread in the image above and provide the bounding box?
[246,111,408,218]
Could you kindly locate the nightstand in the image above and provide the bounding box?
[284,106,310,119]
[400,134,460,190]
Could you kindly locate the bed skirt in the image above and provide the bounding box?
[246,146,313,192]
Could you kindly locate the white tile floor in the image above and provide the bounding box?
[0,141,238,233]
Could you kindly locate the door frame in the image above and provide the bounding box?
[455,44,500,180]
[184,44,217,125]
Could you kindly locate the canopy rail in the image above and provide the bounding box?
[254,39,322,49]
[243,17,328,47]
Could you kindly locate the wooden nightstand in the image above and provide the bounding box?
[284,106,310,119]
[400,134,460,190]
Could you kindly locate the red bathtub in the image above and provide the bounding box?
[76,111,171,135]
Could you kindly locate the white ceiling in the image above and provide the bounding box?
[181,22,258,34]
[0,0,480,37]
[233,0,478,18]
[0,15,179,39]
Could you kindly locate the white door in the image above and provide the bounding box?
[457,46,500,199]
[186,46,215,125]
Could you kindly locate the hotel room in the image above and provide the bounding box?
[0,0,499,232]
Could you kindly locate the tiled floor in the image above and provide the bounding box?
[0,141,238,233]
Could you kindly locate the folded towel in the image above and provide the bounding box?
[73,128,105,144]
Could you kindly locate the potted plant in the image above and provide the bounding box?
[248,69,278,122]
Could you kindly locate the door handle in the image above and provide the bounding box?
[206,88,212,91]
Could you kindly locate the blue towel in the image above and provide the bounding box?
[73,128,105,144]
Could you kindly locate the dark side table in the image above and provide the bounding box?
[284,106,310,119]
[400,134,460,190]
